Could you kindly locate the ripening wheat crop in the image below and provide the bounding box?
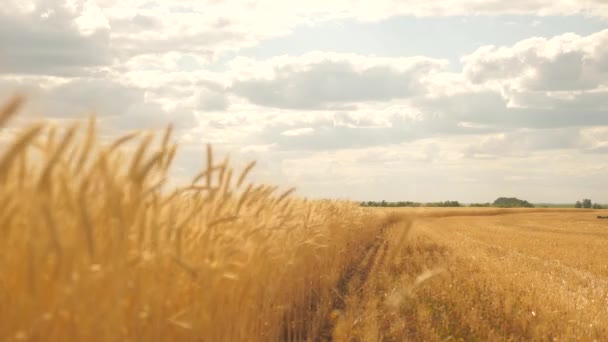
[0,96,399,341]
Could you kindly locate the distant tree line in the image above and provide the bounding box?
[575,199,604,209]
[361,200,461,207]
[361,197,606,209]
[362,197,535,208]
[469,203,492,207]
[428,201,462,207]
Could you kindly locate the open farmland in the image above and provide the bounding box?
[0,97,403,341]
[3,0,608,340]
[330,208,608,341]
[1,97,608,341]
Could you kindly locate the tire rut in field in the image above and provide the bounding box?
[279,214,407,341]
[316,230,389,341]
[278,230,388,341]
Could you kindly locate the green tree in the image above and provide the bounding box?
[493,197,534,208]
[583,199,592,209]
[575,201,582,208]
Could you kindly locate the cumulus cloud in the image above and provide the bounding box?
[108,14,162,32]
[0,76,137,116]
[0,0,111,76]
[0,76,195,132]
[3,0,608,78]
[462,30,608,92]
[43,78,143,117]
[507,89,608,110]
[414,88,608,130]
[242,105,438,152]
[464,125,608,159]
[464,128,582,158]
[195,87,230,111]
[281,127,315,136]
[3,0,608,201]
[579,126,608,153]
[101,102,196,131]
[98,0,608,28]
[229,53,446,109]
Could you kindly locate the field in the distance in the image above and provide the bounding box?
[331,208,608,341]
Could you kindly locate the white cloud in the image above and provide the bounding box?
[0,75,198,133]
[0,0,111,76]
[3,1,608,202]
[229,53,446,109]
[98,1,608,26]
[240,143,277,153]
[579,126,608,152]
[463,30,608,92]
[43,78,143,117]
[464,128,582,158]
[281,127,315,136]
[74,0,110,34]
[195,87,230,111]
[2,0,608,77]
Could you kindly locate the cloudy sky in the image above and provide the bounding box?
[2,0,608,203]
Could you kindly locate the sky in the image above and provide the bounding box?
[1,0,608,203]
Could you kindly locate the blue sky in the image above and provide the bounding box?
[1,0,608,203]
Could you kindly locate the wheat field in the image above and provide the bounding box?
[0,96,406,341]
[331,208,608,341]
[2,96,608,341]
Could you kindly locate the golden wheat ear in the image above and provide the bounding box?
[0,95,24,128]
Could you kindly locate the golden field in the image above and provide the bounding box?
[2,96,608,341]
[0,97,404,341]
[332,208,608,341]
